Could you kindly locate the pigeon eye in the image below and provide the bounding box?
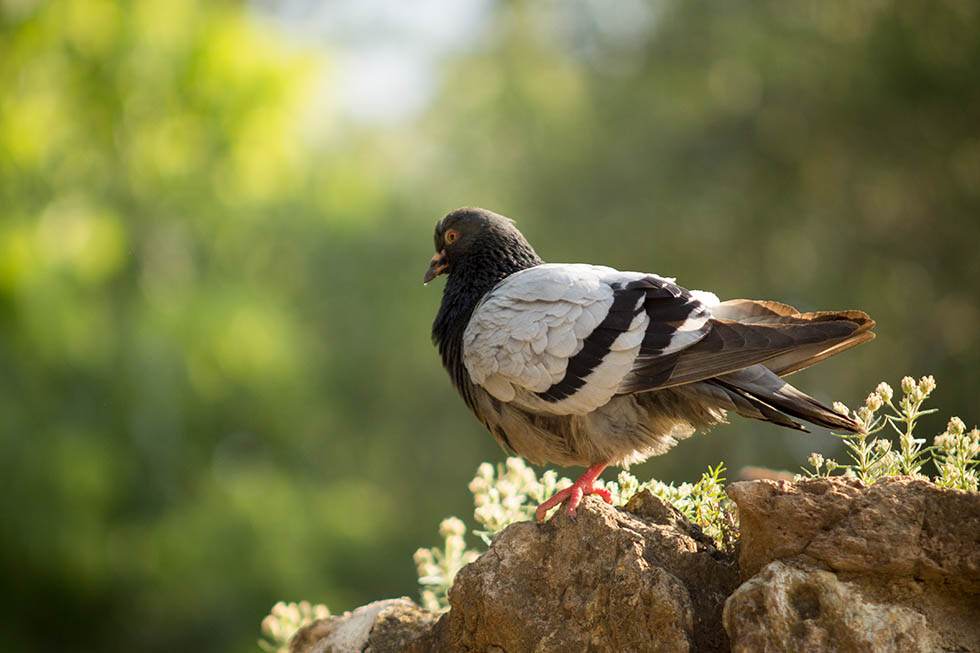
[445,230,459,245]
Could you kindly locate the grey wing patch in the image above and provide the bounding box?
[463,265,714,415]
[462,265,617,408]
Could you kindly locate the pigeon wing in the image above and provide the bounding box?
[462,264,712,415]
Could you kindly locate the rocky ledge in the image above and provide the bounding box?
[292,477,980,652]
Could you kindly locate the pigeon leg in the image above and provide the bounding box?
[535,463,611,522]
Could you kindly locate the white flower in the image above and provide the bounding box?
[875,382,893,404]
[901,376,916,396]
[865,392,883,411]
[439,517,466,538]
[918,375,936,397]
[947,416,966,436]
[504,456,526,474]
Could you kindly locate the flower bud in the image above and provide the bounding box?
[439,517,466,538]
[918,375,936,396]
[262,614,283,639]
[934,432,953,449]
[413,548,433,565]
[496,479,516,497]
[865,393,882,411]
[875,382,893,403]
[901,376,916,395]
[947,416,966,436]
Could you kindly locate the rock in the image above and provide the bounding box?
[292,492,738,652]
[290,598,436,653]
[291,476,980,652]
[726,476,980,652]
[726,476,865,579]
[724,560,940,652]
[436,490,738,652]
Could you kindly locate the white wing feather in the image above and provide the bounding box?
[463,264,668,415]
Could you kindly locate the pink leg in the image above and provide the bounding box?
[535,463,611,522]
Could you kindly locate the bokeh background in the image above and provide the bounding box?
[1,0,977,650]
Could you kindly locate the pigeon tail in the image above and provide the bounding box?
[711,365,864,433]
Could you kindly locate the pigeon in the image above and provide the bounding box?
[425,207,875,522]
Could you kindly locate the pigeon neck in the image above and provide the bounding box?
[432,247,542,407]
[448,247,542,302]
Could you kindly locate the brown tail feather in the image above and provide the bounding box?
[711,300,876,377]
[763,330,875,377]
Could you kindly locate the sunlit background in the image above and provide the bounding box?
[1,0,978,650]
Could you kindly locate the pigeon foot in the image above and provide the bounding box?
[535,463,610,522]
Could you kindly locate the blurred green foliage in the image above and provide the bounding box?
[0,0,977,651]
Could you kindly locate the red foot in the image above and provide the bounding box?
[535,463,611,522]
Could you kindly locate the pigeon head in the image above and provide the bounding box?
[427,208,544,386]
[424,207,543,286]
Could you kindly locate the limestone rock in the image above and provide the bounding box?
[726,476,980,652]
[291,476,980,652]
[724,560,940,652]
[293,492,737,652]
[290,598,436,653]
[436,490,738,652]
[726,476,864,579]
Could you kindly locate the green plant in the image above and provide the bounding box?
[258,601,330,653]
[802,376,979,491]
[933,416,980,490]
[467,458,573,545]
[413,517,480,612]
[642,463,738,550]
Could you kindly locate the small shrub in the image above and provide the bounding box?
[933,416,980,490]
[258,601,330,653]
[801,376,979,491]
[413,517,480,612]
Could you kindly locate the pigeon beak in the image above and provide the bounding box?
[423,250,448,285]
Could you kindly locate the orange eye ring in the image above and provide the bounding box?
[445,230,459,245]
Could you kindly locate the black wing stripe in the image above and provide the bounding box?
[537,282,645,402]
[626,276,708,357]
[538,276,704,403]
[638,298,708,355]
